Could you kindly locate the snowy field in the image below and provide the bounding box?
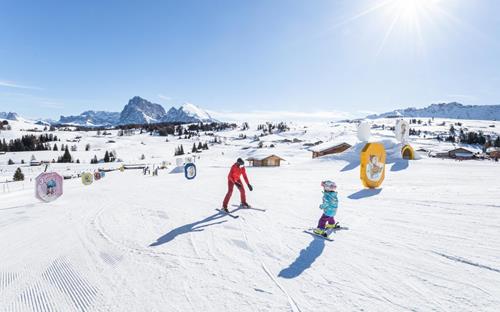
[1,118,500,311]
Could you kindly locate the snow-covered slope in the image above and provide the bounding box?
[1,118,500,311]
[368,102,500,121]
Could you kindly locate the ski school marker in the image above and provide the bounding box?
[81,172,93,185]
[184,163,196,180]
[35,172,63,202]
[360,142,386,189]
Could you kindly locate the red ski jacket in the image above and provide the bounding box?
[228,164,250,185]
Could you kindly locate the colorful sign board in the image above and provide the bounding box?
[35,172,63,202]
[360,143,386,188]
[81,172,93,185]
[184,163,197,180]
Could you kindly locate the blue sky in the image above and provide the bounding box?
[1,0,500,120]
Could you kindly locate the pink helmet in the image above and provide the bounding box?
[321,180,337,191]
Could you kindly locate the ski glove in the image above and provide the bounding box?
[248,184,253,191]
[235,181,243,188]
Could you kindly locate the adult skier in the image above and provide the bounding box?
[222,158,253,212]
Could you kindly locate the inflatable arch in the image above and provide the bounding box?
[360,143,386,188]
[401,144,415,160]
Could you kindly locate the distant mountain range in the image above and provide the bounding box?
[0,112,20,121]
[368,102,500,121]
[3,96,217,127]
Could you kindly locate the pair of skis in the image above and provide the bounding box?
[303,226,349,241]
[215,204,266,219]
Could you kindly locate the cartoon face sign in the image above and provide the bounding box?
[184,163,197,180]
[82,172,93,185]
[367,155,383,181]
[360,143,386,188]
[35,172,63,202]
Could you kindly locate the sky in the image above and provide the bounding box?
[1,0,500,121]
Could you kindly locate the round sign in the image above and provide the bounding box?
[395,119,410,143]
[100,171,106,178]
[360,143,386,188]
[184,163,197,180]
[94,172,101,180]
[357,122,371,142]
[81,172,93,185]
[35,172,63,202]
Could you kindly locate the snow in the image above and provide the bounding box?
[181,102,213,121]
[1,117,500,311]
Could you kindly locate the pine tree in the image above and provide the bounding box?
[60,146,72,163]
[13,167,24,181]
[192,143,198,153]
[104,151,110,163]
[53,144,58,151]
[8,159,14,165]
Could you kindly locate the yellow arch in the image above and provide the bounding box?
[360,143,386,188]
[401,144,415,160]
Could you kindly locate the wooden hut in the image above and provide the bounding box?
[448,148,474,159]
[310,140,354,159]
[486,147,500,160]
[246,155,285,167]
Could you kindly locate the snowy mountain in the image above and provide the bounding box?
[0,112,20,121]
[119,96,166,125]
[2,97,217,126]
[58,110,121,127]
[162,102,217,123]
[368,102,500,120]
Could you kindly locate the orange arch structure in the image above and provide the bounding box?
[401,144,415,160]
[360,143,386,188]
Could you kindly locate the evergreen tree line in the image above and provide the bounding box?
[437,128,500,147]
[90,150,116,164]
[191,142,209,153]
[0,134,59,152]
[257,122,290,134]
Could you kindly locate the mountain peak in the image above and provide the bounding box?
[368,102,500,121]
[0,112,20,121]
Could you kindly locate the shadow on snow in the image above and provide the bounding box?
[278,237,325,279]
[149,211,228,247]
[390,159,409,172]
[347,188,382,200]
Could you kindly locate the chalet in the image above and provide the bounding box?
[448,148,474,159]
[30,160,42,166]
[310,137,356,159]
[246,154,285,167]
[486,147,500,159]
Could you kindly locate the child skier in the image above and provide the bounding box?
[314,180,339,237]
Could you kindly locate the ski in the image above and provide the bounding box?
[215,209,239,219]
[231,204,266,212]
[303,230,334,241]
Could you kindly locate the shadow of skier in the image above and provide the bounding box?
[149,212,228,246]
[278,238,325,279]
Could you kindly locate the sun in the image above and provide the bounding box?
[389,0,440,23]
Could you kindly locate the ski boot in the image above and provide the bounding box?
[313,228,328,237]
[325,222,340,230]
[222,206,229,213]
[240,202,251,208]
